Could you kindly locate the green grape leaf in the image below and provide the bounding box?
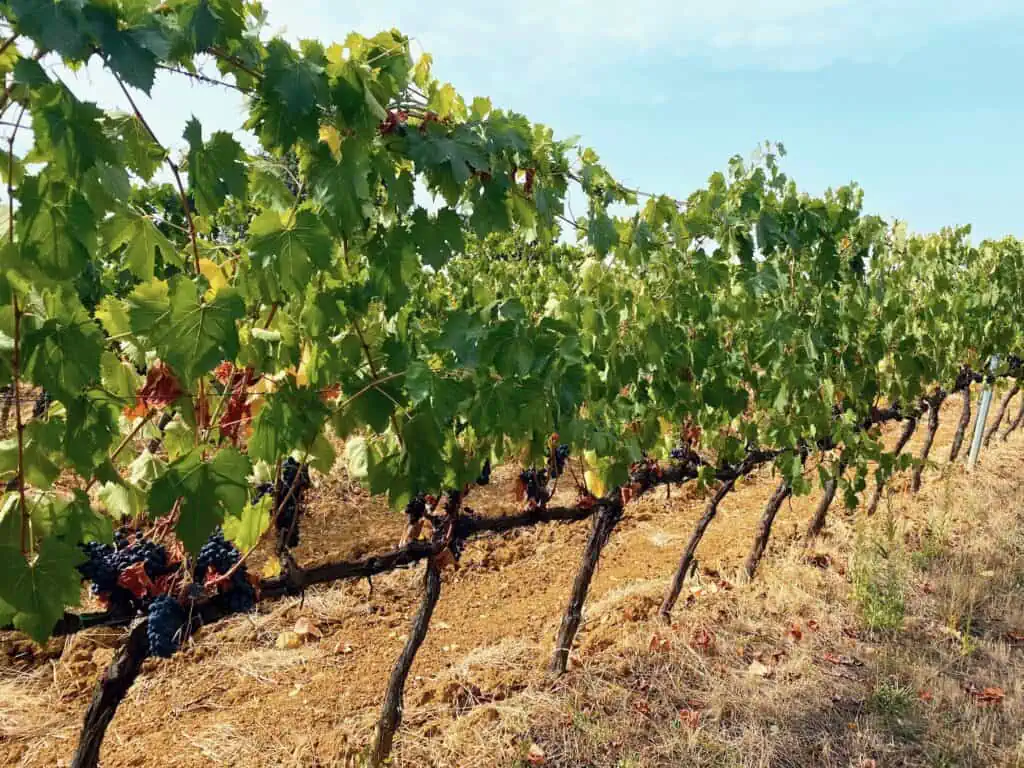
[9,0,91,60]
[149,447,252,554]
[249,378,329,463]
[98,481,147,521]
[183,117,248,216]
[126,277,244,381]
[103,210,178,279]
[86,6,171,94]
[0,538,84,643]
[411,207,464,269]
[307,143,372,241]
[63,395,118,478]
[22,303,103,403]
[16,177,97,280]
[105,113,165,180]
[223,495,271,553]
[247,209,333,297]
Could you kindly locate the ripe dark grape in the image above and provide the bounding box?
[77,542,119,593]
[195,529,240,583]
[550,444,570,477]
[32,390,52,419]
[669,446,687,460]
[147,596,186,658]
[476,458,492,486]
[519,468,550,506]
[275,458,310,549]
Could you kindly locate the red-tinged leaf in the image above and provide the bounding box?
[649,633,671,653]
[152,573,175,598]
[117,561,154,599]
[632,698,651,715]
[321,383,341,402]
[137,362,183,410]
[514,477,526,502]
[690,627,715,653]
[971,686,1005,705]
[787,622,803,642]
[678,708,701,728]
[621,486,634,505]
[214,361,234,384]
[807,619,820,631]
[1005,630,1024,645]
[918,690,933,702]
[219,391,253,444]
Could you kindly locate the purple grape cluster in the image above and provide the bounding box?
[146,595,186,658]
[275,458,310,548]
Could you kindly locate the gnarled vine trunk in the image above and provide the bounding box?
[806,460,846,539]
[1002,394,1024,440]
[369,558,442,767]
[659,478,736,621]
[911,393,945,493]
[550,497,623,674]
[948,387,971,461]
[866,416,917,515]
[983,383,1019,446]
[743,479,793,580]
[71,621,149,768]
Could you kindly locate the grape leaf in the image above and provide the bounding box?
[149,447,251,554]
[184,117,248,216]
[103,210,178,279]
[223,496,271,552]
[0,538,84,643]
[247,208,333,297]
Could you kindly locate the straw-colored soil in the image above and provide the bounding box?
[4,395,1024,767]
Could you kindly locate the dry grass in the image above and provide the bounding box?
[394,453,1024,768]
[5,400,1024,767]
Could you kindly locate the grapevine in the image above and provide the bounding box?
[0,3,1022,767]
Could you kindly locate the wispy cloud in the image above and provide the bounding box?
[267,0,1024,74]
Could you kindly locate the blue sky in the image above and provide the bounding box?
[61,0,1024,240]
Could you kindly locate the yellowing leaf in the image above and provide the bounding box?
[275,630,302,649]
[261,555,283,579]
[319,125,342,160]
[198,258,229,298]
[584,468,605,499]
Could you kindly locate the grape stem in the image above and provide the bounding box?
[7,104,26,552]
[84,409,156,493]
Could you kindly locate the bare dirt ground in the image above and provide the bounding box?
[4,397,1024,767]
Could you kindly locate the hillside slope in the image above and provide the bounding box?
[4,399,1024,767]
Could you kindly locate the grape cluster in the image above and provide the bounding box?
[519,468,551,506]
[146,595,186,658]
[194,529,240,583]
[275,458,310,549]
[77,527,172,611]
[193,528,256,614]
[550,444,570,478]
[32,389,51,419]
[476,458,492,486]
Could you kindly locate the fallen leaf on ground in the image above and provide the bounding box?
[971,686,1005,705]
[787,622,803,642]
[275,631,302,650]
[678,708,701,728]
[918,690,933,702]
[526,743,546,765]
[293,617,322,639]
[747,660,772,677]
